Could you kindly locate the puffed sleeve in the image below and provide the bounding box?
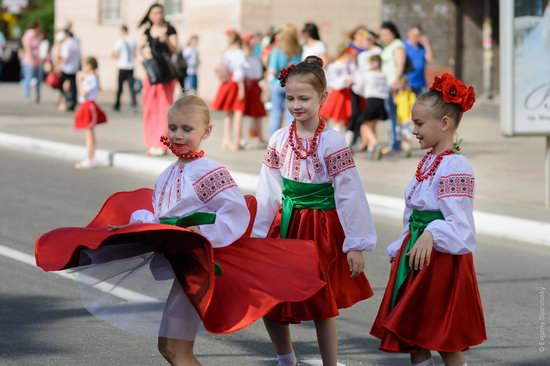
[425,156,477,254]
[386,205,412,258]
[324,132,377,252]
[253,131,284,238]
[129,209,158,224]
[192,167,249,248]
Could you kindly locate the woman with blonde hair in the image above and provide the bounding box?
[267,24,302,136]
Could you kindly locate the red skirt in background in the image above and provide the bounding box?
[212,79,245,112]
[74,101,107,130]
[244,79,266,118]
[320,88,352,125]
[266,208,374,323]
[370,234,487,353]
[143,76,176,149]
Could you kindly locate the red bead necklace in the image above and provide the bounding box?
[288,118,326,160]
[415,148,455,182]
[160,136,205,160]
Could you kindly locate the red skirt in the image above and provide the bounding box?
[212,80,245,112]
[266,208,374,323]
[35,189,326,335]
[244,79,266,117]
[74,101,107,130]
[370,234,487,353]
[320,88,352,125]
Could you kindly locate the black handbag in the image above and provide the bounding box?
[142,51,179,84]
[172,51,187,79]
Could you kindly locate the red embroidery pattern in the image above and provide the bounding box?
[312,151,322,174]
[157,166,176,212]
[193,167,237,203]
[262,146,280,169]
[325,147,355,177]
[175,165,185,202]
[438,173,475,199]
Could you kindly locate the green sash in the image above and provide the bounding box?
[159,212,222,276]
[391,209,444,307]
[280,177,336,238]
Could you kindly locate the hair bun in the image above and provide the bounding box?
[304,55,323,68]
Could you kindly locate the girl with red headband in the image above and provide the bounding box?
[254,55,377,366]
[371,73,486,366]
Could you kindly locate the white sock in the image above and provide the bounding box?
[412,358,435,366]
[277,352,297,366]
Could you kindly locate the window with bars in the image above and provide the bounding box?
[100,0,121,24]
[164,0,183,17]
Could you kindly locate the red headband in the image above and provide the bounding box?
[429,73,475,113]
[278,64,296,87]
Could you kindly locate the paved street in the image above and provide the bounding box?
[0,148,548,365]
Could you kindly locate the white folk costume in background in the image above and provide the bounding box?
[35,157,326,340]
[74,73,107,130]
[242,55,266,118]
[370,150,487,352]
[212,47,246,112]
[320,57,355,126]
[254,125,377,323]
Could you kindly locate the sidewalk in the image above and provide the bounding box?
[1,83,549,246]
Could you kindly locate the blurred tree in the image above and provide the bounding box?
[17,0,55,39]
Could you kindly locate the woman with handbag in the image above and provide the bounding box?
[139,3,179,157]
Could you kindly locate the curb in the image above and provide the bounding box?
[1,131,549,248]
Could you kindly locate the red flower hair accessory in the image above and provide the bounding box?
[429,73,476,112]
[278,64,296,87]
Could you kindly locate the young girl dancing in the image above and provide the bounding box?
[253,55,377,366]
[370,73,486,366]
[36,94,326,366]
[74,56,107,169]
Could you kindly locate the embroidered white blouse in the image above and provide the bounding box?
[130,158,249,248]
[253,128,377,253]
[222,48,246,83]
[326,60,355,90]
[387,153,477,258]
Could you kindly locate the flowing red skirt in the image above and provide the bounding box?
[74,101,107,130]
[212,80,245,112]
[266,208,374,323]
[35,189,326,334]
[244,79,266,117]
[320,88,352,125]
[370,234,487,353]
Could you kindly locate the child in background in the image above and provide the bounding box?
[320,43,355,132]
[183,35,200,94]
[254,56,377,366]
[74,56,107,169]
[394,77,416,157]
[242,32,268,148]
[353,54,388,159]
[371,73,486,366]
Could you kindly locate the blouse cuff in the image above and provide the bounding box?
[386,238,404,258]
[129,209,158,224]
[342,237,375,253]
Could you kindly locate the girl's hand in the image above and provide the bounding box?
[187,226,201,233]
[108,220,142,231]
[406,231,434,270]
[347,251,365,278]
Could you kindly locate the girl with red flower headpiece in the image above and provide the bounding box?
[254,55,377,366]
[371,73,486,366]
[35,94,326,366]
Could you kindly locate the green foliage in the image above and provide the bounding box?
[17,0,55,39]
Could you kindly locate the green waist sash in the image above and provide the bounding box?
[280,178,336,238]
[391,209,444,307]
[159,212,221,276]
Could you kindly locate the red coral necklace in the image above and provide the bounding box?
[160,136,205,160]
[288,118,326,160]
[415,149,455,182]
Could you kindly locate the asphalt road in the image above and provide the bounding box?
[0,148,548,366]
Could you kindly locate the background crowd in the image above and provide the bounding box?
[6,2,435,166]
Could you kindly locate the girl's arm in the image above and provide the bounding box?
[326,133,377,253]
[392,45,406,89]
[425,157,477,254]
[253,132,284,238]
